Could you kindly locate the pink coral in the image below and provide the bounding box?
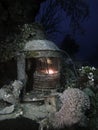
[52,88,90,128]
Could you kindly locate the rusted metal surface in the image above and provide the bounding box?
[33,72,60,92]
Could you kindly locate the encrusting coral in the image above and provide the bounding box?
[50,88,90,128]
[0,80,23,105]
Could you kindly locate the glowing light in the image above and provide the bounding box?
[47,69,54,74]
[41,69,58,75]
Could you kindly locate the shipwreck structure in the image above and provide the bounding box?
[0,39,90,130]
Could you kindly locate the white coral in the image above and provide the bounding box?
[51,88,90,128]
[0,80,23,104]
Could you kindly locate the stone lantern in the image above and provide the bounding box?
[17,39,61,101]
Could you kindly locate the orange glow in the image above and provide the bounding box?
[47,69,54,74]
[41,69,58,74]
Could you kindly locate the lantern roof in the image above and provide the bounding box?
[22,39,61,58]
[24,39,60,51]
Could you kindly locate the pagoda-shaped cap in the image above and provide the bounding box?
[24,40,60,51]
[23,39,61,57]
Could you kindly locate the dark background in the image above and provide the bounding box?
[35,0,98,67]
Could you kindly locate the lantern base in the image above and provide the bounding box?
[22,89,57,102]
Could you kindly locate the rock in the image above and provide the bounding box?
[0,105,14,114]
[0,80,23,104]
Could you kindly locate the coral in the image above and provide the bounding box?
[0,80,23,104]
[0,80,23,115]
[51,88,90,128]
